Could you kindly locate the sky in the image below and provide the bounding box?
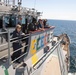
[21,0,76,20]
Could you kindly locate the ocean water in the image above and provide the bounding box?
[48,20,76,72]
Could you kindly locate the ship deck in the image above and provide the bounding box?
[41,55,61,75]
[30,36,69,75]
[0,29,69,75]
[30,52,62,75]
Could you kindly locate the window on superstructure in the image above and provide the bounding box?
[4,16,10,27]
[4,15,16,27]
[10,15,16,27]
[17,15,22,25]
[28,16,32,23]
[21,16,26,25]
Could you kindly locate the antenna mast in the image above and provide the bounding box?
[18,0,22,11]
[13,0,15,6]
[34,0,36,9]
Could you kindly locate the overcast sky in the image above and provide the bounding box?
[21,0,76,20]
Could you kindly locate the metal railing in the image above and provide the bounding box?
[0,33,8,49]
[0,30,68,75]
[32,40,61,68]
[0,31,9,59]
[57,44,68,75]
[30,39,68,75]
[0,31,8,34]
[0,30,30,66]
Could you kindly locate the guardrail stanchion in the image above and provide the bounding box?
[8,30,11,66]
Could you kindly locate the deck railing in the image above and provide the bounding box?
[0,30,68,75]
[0,30,29,66]
[30,39,68,75]
[57,43,68,75]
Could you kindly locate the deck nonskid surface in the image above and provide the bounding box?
[41,56,61,75]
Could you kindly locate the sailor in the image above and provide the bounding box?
[11,24,25,63]
[28,18,37,31]
[37,19,45,30]
[43,19,51,28]
[43,19,47,27]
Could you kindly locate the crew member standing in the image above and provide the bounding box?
[11,24,25,63]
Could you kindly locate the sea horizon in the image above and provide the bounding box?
[46,19,76,22]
